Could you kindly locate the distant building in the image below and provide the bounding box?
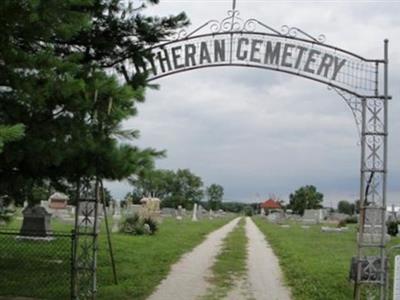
[260,199,282,215]
[261,199,282,210]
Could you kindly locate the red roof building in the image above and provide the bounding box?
[261,199,281,210]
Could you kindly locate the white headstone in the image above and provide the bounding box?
[192,203,198,221]
[112,213,121,233]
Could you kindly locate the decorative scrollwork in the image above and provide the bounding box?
[331,87,362,141]
[281,25,326,43]
[171,29,189,40]
[172,7,327,44]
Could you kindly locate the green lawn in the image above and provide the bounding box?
[0,216,232,300]
[201,217,248,300]
[253,217,400,300]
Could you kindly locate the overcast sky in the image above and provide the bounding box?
[106,0,400,207]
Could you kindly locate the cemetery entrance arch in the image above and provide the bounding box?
[73,3,391,300]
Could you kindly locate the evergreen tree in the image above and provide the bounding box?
[0,124,24,153]
[0,0,188,204]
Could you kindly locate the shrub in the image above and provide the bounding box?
[143,217,158,235]
[387,221,399,236]
[337,219,347,228]
[345,216,358,224]
[243,206,253,217]
[121,214,158,235]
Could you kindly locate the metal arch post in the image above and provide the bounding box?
[354,40,389,300]
[380,38,389,300]
[355,97,367,300]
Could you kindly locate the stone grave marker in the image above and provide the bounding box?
[18,205,53,240]
[302,209,324,224]
[192,203,198,221]
[361,206,389,244]
[140,197,161,220]
[176,205,183,220]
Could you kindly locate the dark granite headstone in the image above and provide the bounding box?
[19,205,52,237]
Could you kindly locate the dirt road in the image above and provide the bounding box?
[147,217,291,300]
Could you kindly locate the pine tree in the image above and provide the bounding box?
[0,0,188,203]
[0,124,24,153]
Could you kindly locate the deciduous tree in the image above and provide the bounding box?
[337,200,355,215]
[288,185,323,216]
[206,184,224,210]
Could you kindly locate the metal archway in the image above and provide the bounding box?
[74,2,391,299]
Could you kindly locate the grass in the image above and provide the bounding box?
[253,217,400,300]
[0,215,233,300]
[97,217,233,299]
[0,231,72,299]
[201,217,248,300]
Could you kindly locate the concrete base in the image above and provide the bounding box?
[15,235,55,242]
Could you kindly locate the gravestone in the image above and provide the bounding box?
[176,205,183,220]
[192,203,198,221]
[112,213,121,233]
[19,205,52,238]
[360,206,390,244]
[197,205,204,219]
[49,193,68,209]
[140,197,161,220]
[48,192,74,221]
[303,209,325,224]
[267,211,285,223]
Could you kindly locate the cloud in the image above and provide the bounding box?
[106,1,400,208]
